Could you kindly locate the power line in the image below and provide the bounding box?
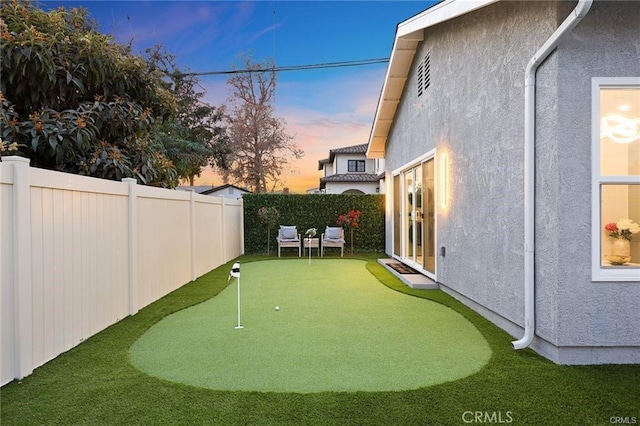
[171,58,390,78]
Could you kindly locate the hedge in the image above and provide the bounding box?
[243,194,385,254]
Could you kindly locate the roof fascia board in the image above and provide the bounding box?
[398,0,499,38]
[366,32,421,159]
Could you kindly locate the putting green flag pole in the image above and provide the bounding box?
[229,262,243,329]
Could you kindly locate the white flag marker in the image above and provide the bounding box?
[229,262,243,329]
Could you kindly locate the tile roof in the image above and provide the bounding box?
[320,173,380,183]
[318,143,369,169]
[329,143,368,155]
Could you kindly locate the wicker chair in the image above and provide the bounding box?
[321,226,345,257]
[276,225,301,257]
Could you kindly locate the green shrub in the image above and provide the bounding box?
[243,194,385,254]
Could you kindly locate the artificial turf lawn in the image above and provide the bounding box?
[129,259,491,392]
[1,255,639,425]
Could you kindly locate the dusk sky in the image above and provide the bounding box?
[43,1,437,192]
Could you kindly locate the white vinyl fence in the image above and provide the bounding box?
[0,156,244,386]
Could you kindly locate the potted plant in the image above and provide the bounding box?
[604,218,640,265]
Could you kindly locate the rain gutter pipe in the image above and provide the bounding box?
[513,0,593,350]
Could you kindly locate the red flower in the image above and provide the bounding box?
[604,222,618,233]
[336,210,362,228]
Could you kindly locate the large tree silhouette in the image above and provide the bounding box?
[223,53,302,193]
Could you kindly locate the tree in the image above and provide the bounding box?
[222,53,302,193]
[337,209,362,255]
[257,206,280,256]
[145,45,231,185]
[0,1,178,187]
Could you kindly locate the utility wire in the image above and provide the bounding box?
[171,58,390,78]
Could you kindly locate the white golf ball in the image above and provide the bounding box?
[275,306,280,311]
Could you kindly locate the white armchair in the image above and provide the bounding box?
[321,226,345,257]
[276,225,301,257]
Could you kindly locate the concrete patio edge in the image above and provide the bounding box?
[377,258,439,290]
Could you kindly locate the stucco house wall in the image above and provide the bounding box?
[383,0,640,364]
[534,1,640,363]
[333,154,375,174]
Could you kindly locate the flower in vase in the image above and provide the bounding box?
[604,219,640,241]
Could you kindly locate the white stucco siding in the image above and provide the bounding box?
[335,155,375,174]
[323,163,334,177]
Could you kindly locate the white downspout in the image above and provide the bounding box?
[513,0,593,350]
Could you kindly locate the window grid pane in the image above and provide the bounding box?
[348,160,365,172]
[598,84,640,270]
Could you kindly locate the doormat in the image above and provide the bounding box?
[387,262,420,275]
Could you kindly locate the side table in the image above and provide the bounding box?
[303,238,320,256]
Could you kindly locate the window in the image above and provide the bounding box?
[348,160,365,172]
[592,78,640,281]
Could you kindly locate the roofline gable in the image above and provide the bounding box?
[201,183,251,195]
[366,0,499,159]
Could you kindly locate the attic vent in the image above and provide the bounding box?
[417,53,431,97]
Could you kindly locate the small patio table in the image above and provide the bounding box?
[304,238,320,255]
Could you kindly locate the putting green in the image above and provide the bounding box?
[129,259,491,393]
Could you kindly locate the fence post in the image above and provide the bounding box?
[219,196,227,262]
[5,156,33,379]
[122,178,138,316]
[189,189,196,281]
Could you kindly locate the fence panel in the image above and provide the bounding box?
[194,197,224,278]
[225,200,244,260]
[0,157,243,386]
[27,184,130,369]
[136,188,192,309]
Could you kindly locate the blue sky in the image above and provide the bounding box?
[42,1,437,191]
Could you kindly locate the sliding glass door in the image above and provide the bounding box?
[396,157,436,276]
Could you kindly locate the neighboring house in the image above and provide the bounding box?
[367,0,639,364]
[176,185,213,194]
[200,184,251,199]
[318,143,385,194]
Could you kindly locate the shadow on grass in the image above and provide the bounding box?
[1,254,638,425]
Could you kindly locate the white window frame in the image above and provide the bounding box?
[591,77,640,282]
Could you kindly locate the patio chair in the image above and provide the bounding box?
[277,225,301,257]
[321,226,345,257]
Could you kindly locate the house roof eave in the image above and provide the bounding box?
[366,0,500,159]
[200,183,251,195]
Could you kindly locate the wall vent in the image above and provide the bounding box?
[417,53,431,97]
